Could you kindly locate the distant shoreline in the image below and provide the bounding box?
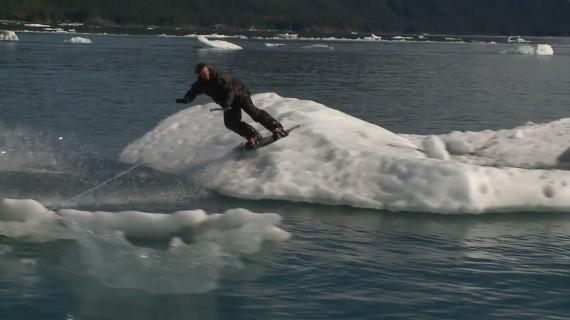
[5,26,566,47]
[2,19,565,41]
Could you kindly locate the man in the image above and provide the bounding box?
[176,63,286,148]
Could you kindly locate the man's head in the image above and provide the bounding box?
[195,63,210,80]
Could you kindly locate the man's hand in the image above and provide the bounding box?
[175,98,186,104]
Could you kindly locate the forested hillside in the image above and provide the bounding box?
[2,0,570,35]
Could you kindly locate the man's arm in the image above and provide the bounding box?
[176,81,202,104]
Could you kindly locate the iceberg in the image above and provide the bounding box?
[121,93,570,214]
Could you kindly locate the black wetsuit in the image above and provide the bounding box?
[180,69,282,139]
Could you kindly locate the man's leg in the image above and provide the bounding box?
[223,106,261,140]
[239,95,284,134]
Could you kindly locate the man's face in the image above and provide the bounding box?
[198,67,210,80]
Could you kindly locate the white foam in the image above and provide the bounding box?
[0,30,18,41]
[66,36,92,44]
[0,125,63,172]
[196,35,242,50]
[0,198,289,293]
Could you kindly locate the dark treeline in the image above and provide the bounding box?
[2,0,570,35]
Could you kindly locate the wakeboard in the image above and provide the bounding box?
[241,125,300,151]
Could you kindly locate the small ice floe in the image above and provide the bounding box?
[275,33,299,40]
[507,36,531,44]
[444,37,463,42]
[24,23,50,28]
[197,35,242,50]
[265,43,286,48]
[363,33,382,41]
[0,198,290,293]
[503,44,554,56]
[391,35,414,41]
[66,36,92,44]
[0,30,19,41]
[58,22,84,27]
[535,44,554,55]
[302,44,334,50]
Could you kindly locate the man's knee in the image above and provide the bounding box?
[224,118,240,130]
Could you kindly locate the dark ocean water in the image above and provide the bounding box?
[2,32,570,320]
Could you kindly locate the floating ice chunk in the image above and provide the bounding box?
[24,23,50,28]
[507,36,531,44]
[0,198,289,293]
[0,198,49,222]
[66,36,92,44]
[0,198,289,243]
[265,42,285,48]
[392,35,414,41]
[503,44,554,56]
[196,35,242,50]
[0,199,69,242]
[0,30,18,41]
[275,33,298,39]
[58,22,84,27]
[536,44,554,56]
[363,33,382,41]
